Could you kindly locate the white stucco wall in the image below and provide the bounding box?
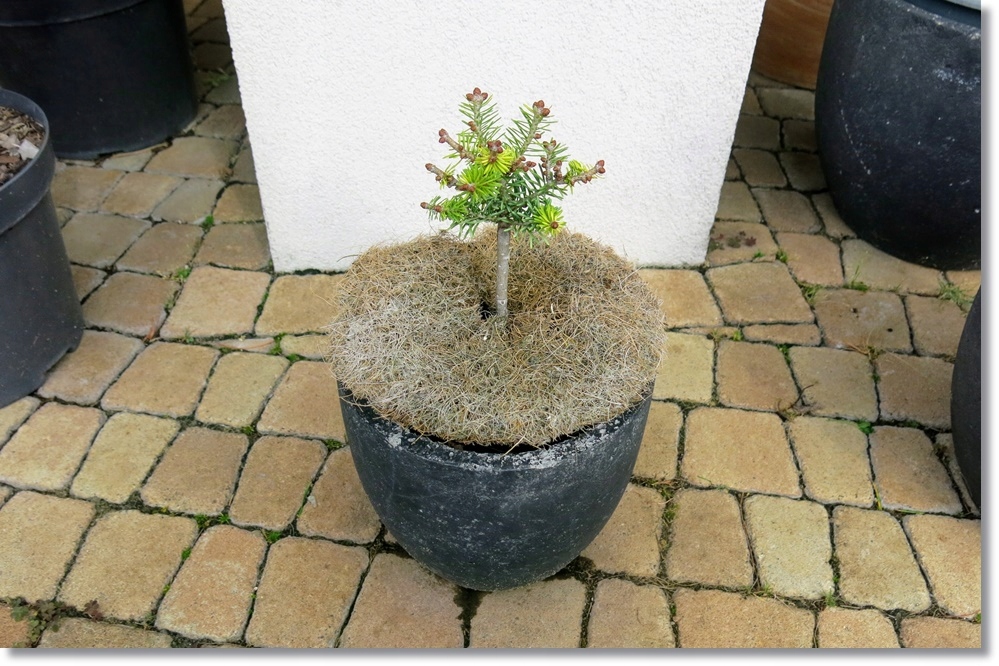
[223,0,765,272]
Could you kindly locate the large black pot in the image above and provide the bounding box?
[0,0,198,159]
[815,0,981,270]
[951,289,981,508]
[0,89,84,408]
[339,383,652,591]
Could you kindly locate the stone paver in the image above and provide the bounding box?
[296,447,381,543]
[0,403,104,491]
[707,262,813,324]
[209,336,276,354]
[196,352,288,427]
[788,346,878,421]
[71,265,106,299]
[832,506,930,612]
[743,323,821,346]
[876,353,952,429]
[255,274,343,336]
[812,192,855,238]
[58,511,197,622]
[634,401,681,480]
[716,339,798,411]
[743,495,833,599]
[707,222,778,265]
[715,181,761,222]
[899,617,980,648]
[62,213,149,268]
[813,289,911,353]
[213,184,263,222]
[193,42,233,70]
[816,608,899,648]
[339,554,461,649]
[587,579,674,648]
[156,526,266,642]
[205,76,241,105]
[904,515,980,618]
[231,145,256,182]
[842,239,942,295]
[160,266,270,339]
[779,152,825,191]
[37,330,143,404]
[757,88,815,120]
[665,488,752,587]
[581,484,664,577]
[146,137,236,179]
[754,189,820,233]
[471,578,586,648]
[116,222,204,276]
[152,178,224,223]
[0,492,95,601]
[783,119,818,152]
[673,588,814,648]
[102,342,219,417]
[944,270,981,299]
[280,334,327,359]
[0,486,11,508]
[230,435,326,531]
[733,149,786,187]
[682,407,800,496]
[906,295,967,357]
[652,332,713,403]
[101,147,156,172]
[0,601,31,647]
[71,412,180,504]
[257,361,345,441]
[140,427,248,515]
[870,426,961,514]
[100,172,182,217]
[195,222,270,269]
[787,417,874,507]
[195,105,246,140]
[0,397,40,446]
[51,166,122,211]
[38,618,173,648]
[639,269,722,328]
[741,87,762,115]
[733,114,780,150]
[775,232,844,286]
[245,537,367,648]
[81,271,179,337]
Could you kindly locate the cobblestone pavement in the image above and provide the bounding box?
[0,0,982,649]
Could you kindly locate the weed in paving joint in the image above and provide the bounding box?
[938,281,973,311]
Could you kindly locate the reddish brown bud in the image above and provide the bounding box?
[420,202,429,209]
[533,132,542,139]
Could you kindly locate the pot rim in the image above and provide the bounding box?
[0,88,53,234]
[338,381,654,472]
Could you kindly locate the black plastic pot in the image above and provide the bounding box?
[815,0,981,270]
[0,0,198,159]
[339,383,653,591]
[950,289,981,508]
[0,89,84,408]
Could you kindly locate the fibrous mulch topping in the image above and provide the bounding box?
[327,231,667,447]
[0,105,44,187]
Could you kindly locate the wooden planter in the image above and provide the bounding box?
[751,0,835,88]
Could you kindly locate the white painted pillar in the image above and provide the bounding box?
[223,0,765,272]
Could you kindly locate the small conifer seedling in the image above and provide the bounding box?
[422,88,604,318]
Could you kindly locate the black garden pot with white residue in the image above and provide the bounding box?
[339,382,652,591]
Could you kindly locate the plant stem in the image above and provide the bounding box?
[496,224,511,318]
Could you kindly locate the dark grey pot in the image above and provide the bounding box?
[0,88,84,408]
[815,0,981,270]
[339,382,652,591]
[951,289,981,508]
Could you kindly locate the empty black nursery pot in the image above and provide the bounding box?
[0,0,198,159]
[815,0,981,270]
[0,88,84,408]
